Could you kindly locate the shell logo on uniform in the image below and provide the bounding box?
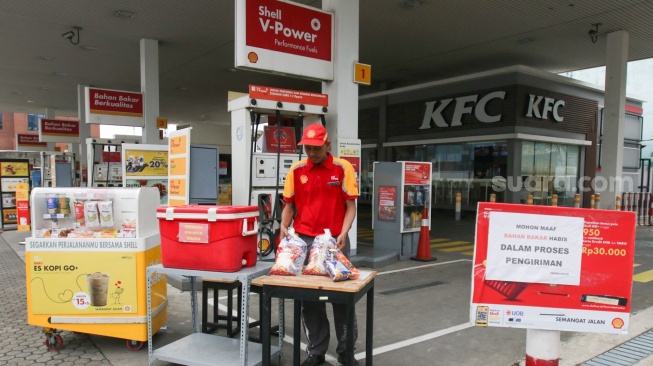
[300,175,309,184]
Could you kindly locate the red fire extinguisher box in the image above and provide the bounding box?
[156,205,259,272]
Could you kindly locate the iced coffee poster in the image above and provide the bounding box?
[470,203,636,334]
[29,252,137,315]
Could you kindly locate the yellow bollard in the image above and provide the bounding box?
[574,194,580,208]
[590,194,595,209]
[616,196,621,211]
[455,192,462,220]
[551,194,558,207]
[595,193,601,209]
[527,195,533,205]
[490,193,496,202]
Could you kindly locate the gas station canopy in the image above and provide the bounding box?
[1,0,653,123]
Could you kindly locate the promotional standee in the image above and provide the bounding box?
[373,161,432,259]
[0,159,31,229]
[471,202,636,334]
[25,187,167,351]
[121,143,169,205]
[229,85,332,258]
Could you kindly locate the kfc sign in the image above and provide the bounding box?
[420,91,506,129]
[525,94,566,122]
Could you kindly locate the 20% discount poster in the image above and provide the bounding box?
[470,202,636,334]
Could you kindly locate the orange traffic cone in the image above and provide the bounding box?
[411,207,437,262]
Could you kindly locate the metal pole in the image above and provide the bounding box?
[525,329,560,366]
[455,192,461,221]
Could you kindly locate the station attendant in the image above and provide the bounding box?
[280,123,359,366]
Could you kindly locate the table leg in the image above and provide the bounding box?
[240,279,251,366]
[294,300,301,366]
[346,296,355,366]
[366,285,374,366]
[262,287,272,366]
[190,276,199,333]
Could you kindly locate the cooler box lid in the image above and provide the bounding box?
[156,205,259,222]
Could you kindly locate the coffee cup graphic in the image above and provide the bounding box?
[86,272,110,306]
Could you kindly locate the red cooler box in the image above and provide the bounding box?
[157,205,259,272]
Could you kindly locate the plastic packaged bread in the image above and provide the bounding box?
[302,229,336,276]
[269,228,307,276]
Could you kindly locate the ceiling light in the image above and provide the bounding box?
[114,10,136,18]
[27,100,35,103]
[53,71,68,77]
[39,56,55,61]
[80,45,98,51]
[402,0,424,8]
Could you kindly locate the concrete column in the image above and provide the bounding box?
[140,38,160,144]
[601,31,629,209]
[78,84,90,187]
[44,108,56,151]
[322,0,359,254]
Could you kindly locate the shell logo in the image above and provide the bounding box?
[300,175,308,184]
[248,52,259,63]
[612,317,625,329]
[306,130,317,138]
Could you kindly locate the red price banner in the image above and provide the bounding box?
[471,203,636,334]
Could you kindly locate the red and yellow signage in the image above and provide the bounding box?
[471,203,636,334]
[85,87,144,126]
[39,119,80,143]
[250,85,328,107]
[354,63,372,85]
[235,0,334,80]
[16,134,47,148]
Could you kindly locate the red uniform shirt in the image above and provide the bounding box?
[283,153,358,237]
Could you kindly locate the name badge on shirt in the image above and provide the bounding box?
[327,181,341,186]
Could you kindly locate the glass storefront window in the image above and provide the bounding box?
[520,141,580,207]
[393,141,508,208]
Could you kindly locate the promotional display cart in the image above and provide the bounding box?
[25,187,167,351]
[372,161,432,259]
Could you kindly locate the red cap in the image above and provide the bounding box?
[298,123,328,146]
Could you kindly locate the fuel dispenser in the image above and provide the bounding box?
[228,92,327,259]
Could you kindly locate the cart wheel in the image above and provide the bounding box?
[126,340,145,351]
[44,334,63,351]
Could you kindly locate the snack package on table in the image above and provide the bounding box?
[302,229,336,276]
[325,248,361,282]
[269,228,307,276]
